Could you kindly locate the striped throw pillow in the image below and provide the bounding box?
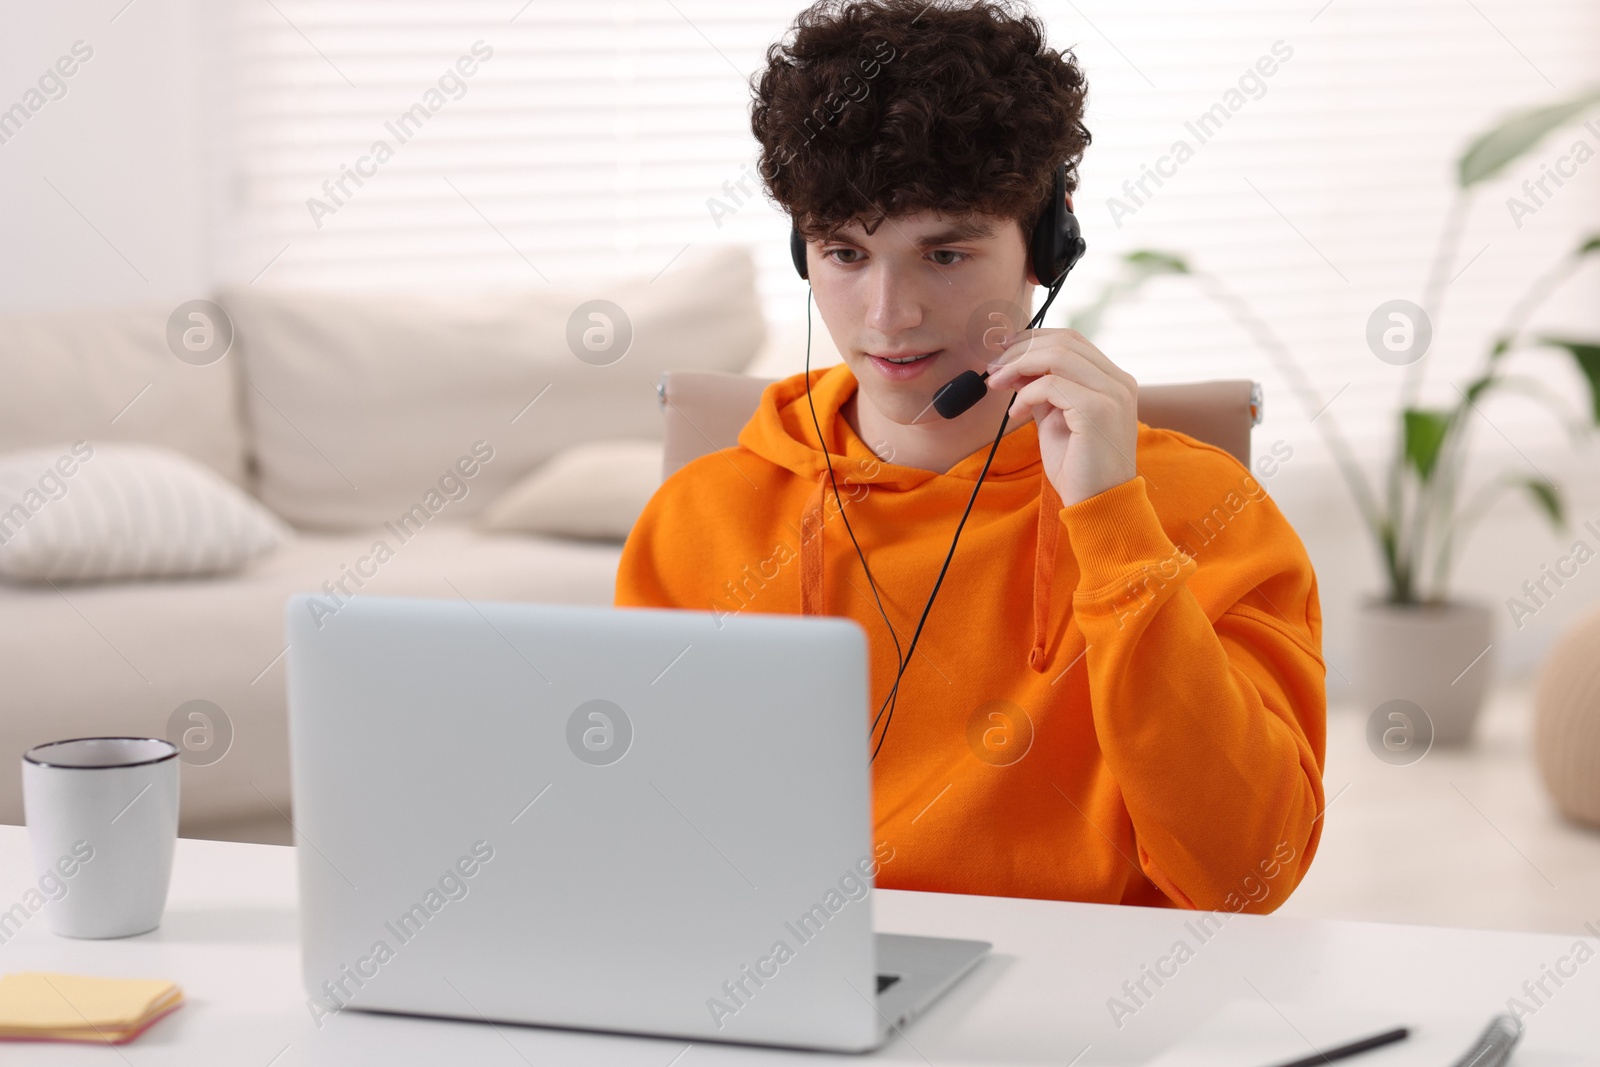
[0,443,290,583]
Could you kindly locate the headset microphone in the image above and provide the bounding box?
[928,369,989,420]
[793,161,1086,763]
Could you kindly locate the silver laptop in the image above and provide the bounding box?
[284,594,989,1053]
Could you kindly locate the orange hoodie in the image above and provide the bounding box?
[616,363,1327,913]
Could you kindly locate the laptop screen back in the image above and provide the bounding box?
[286,595,882,1051]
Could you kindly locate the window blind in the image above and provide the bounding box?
[218,0,1600,470]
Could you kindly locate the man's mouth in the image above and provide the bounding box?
[864,349,942,380]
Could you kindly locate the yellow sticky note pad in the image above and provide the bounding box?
[0,972,183,1044]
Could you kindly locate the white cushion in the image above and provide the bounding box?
[0,443,290,583]
[477,439,663,543]
[0,305,249,485]
[219,244,765,531]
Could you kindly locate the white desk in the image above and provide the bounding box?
[0,826,1592,1064]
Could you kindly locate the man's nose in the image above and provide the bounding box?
[863,262,931,336]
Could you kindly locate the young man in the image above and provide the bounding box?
[616,0,1326,914]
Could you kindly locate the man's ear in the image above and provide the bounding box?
[1022,219,1041,287]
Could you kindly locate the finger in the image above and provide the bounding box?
[1008,375,1125,438]
[994,330,1133,393]
[989,331,1081,383]
[985,329,1054,376]
[1006,379,1062,426]
[1007,375,1075,419]
[988,368,1042,394]
[1011,377,1132,451]
[992,341,1127,402]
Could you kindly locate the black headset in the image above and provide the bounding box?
[791,162,1084,290]
[796,161,1086,763]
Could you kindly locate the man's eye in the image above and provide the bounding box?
[824,248,861,264]
[930,250,966,267]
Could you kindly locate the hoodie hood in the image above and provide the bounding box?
[736,363,1065,672]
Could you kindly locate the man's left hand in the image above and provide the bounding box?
[985,329,1140,508]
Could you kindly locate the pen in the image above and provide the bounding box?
[1261,1025,1409,1067]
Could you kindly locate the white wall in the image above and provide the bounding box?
[0,0,217,314]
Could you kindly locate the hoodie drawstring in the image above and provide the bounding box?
[799,471,829,616]
[1029,474,1063,672]
[801,467,1062,674]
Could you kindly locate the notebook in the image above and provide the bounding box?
[0,972,183,1044]
[1144,999,1501,1067]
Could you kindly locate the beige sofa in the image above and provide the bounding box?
[0,246,792,842]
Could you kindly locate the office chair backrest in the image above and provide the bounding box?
[657,370,1261,482]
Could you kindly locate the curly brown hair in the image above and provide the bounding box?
[751,0,1091,245]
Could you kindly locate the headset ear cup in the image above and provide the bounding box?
[1060,210,1086,275]
[790,223,808,280]
[1029,163,1065,287]
[1029,162,1085,288]
[1028,197,1056,287]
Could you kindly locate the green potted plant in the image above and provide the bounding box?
[1067,88,1600,746]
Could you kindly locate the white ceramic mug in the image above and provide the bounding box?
[21,737,180,939]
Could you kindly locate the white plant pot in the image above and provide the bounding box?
[1353,596,1496,747]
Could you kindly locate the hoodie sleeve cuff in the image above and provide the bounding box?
[1058,475,1195,603]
